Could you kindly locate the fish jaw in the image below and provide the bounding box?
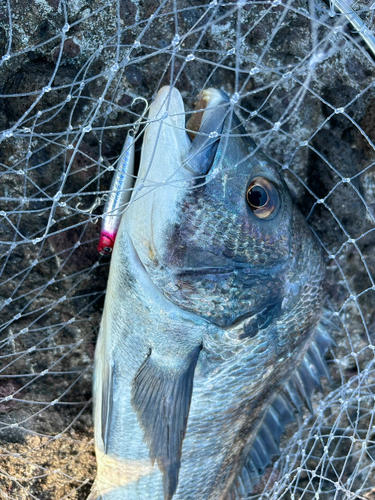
[124,86,192,270]
[125,86,232,275]
[185,88,230,176]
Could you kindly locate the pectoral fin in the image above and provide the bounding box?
[131,345,201,500]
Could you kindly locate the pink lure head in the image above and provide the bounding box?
[98,233,116,255]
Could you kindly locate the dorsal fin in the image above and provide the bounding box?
[234,328,334,498]
[289,327,334,413]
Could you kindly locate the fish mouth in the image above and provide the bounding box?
[125,86,235,281]
[186,88,229,140]
[184,88,230,177]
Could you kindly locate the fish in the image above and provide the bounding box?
[88,86,331,500]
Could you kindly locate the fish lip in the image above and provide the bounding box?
[185,89,230,177]
[171,266,234,275]
[172,260,288,277]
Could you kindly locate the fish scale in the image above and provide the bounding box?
[89,86,329,500]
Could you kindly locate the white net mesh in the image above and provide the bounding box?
[1,0,375,498]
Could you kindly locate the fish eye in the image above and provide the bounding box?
[246,177,279,219]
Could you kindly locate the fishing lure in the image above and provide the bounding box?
[98,97,149,255]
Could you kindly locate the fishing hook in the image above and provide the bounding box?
[76,194,108,222]
[129,96,150,136]
[75,97,149,228]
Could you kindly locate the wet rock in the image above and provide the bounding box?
[53,38,81,61]
[125,64,143,86]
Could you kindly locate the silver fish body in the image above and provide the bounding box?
[89,86,327,500]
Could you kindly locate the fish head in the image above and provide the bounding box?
[126,86,324,339]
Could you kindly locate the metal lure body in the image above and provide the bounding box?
[98,98,148,255]
[98,131,135,255]
[89,86,328,500]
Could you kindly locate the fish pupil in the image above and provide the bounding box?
[248,185,268,207]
